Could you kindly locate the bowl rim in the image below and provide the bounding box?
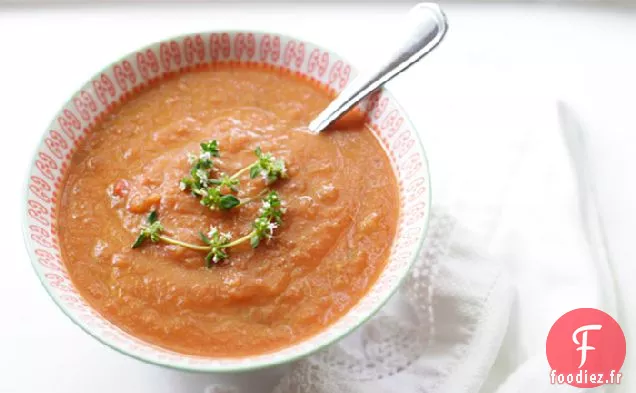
[21,28,432,373]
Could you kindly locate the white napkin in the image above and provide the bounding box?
[409,91,616,393]
[196,90,616,393]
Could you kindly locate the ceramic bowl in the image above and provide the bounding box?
[22,30,431,372]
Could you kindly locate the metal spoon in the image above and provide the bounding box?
[308,3,448,134]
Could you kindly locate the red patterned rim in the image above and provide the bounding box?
[22,30,431,372]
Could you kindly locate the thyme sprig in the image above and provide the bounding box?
[179,141,286,210]
[131,191,286,267]
[247,147,288,185]
[131,211,164,248]
[179,140,239,210]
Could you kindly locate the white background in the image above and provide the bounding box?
[1,2,636,392]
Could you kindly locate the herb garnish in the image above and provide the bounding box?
[132,211,164,248]
[132,191,286,267]
[131,140,289,267]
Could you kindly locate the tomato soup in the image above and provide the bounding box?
[58,65,399,357]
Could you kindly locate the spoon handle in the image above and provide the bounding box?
[308,3,448,134]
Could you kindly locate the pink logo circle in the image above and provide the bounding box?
[546,308,626,388]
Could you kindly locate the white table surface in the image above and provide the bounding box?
[1,2,635,392]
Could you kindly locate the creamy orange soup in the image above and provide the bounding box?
[58,65,399,357]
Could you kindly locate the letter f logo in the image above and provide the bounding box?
[573,324,602,368]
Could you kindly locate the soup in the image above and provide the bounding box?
[58,65,400,357]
